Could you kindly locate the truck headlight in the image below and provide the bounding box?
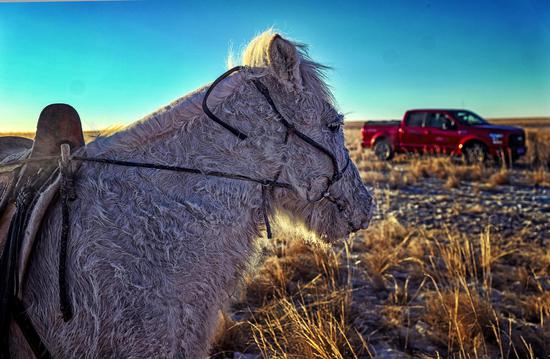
[489,133,503,144]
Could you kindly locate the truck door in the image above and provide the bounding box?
[424,111,460,154]
[400,111,426,153]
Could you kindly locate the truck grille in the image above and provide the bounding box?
[508,134,525,147]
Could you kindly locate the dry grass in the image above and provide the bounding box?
[525,128,550,169]
[445,175,460,189]
[531,167,550,186]
[211,228,373,358]
[213,120,549,358]
[487,169,510,187]
[213,218,549,358]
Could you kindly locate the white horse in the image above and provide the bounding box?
[11,30,374,358]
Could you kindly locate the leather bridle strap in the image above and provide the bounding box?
[201,66,344,186]
[202,66,248,140]
[250,79,343,184]
[71,156,293,190]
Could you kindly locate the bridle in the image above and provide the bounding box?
[0,66,354,359]
[202,66,351,205]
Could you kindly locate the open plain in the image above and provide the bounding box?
[2,117,549,358]
[212,117,550,358]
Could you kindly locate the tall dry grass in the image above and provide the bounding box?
[211,225,373,358]
[213,218,550,358]
[211,123,550,357]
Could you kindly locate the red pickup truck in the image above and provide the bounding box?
[361,109,526,164]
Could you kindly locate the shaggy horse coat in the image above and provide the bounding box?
[10,31,374,358]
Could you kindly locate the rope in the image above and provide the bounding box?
[72,156,286,241]
[0,154,291,243]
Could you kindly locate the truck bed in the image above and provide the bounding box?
[361,121,400,149]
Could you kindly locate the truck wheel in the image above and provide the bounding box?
[463,143,487,165]
[373,139,394,161]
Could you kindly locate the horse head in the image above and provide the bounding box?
[211,31,375,241]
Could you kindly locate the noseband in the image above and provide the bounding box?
[202,66,350,204]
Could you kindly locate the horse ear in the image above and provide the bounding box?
[268,35,303,91]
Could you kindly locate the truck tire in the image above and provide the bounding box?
[373,139,394,161]
[463,142,487,165]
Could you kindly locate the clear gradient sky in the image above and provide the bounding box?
[1,0,549,132]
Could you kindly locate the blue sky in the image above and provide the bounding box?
[0,0,549,132]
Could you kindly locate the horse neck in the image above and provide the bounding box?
[83,84,276,238]
[87,79,279,179]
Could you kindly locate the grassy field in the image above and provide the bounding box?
[2,118,549,358]
[212,118,550,358]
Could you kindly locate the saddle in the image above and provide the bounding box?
[0,104,84,358]
[0,137,33,161]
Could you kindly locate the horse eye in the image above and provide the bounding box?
[327,122,342,133]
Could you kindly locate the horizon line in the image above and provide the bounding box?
[0,0,137,3]
[2,115,549,134]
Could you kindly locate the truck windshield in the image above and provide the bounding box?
[452,111,488,126]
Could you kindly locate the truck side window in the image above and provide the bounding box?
[427,112,455,130]
[406,113,425,127]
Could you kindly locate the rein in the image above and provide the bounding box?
[202,66,347,192]
[71,156,293,190]
[70,155,294,245]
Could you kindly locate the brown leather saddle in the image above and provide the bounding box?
[0,104,85,358]
[0,104,84,234]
